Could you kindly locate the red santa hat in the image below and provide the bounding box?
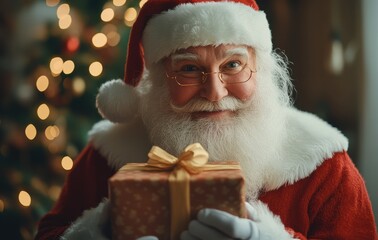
[97,0,272,123]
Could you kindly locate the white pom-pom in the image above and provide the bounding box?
[96,79,139,123]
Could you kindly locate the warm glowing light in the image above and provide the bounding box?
[59,15,72,29]
[63,60,75,74]
[46,0,60,7]
[139,0,148,8]
[37,104,50,120]
[72,77,86,95]
[107,31,121,47]
[92,33,107,48]
[89,62,103,77]
[0,199,4,212]
[45,125,60,140]
[50,57,64,76]
[45,127,53,140]
[18,191,31,207]
[25,124,37,140]
[124,7,137,22]
[61,156,73,170]
[36,75,49,92]
[113,0,126,7]
[66,37,80,52]
[57,3,70,19]
[101,8,115,22]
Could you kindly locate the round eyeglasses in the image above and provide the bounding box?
[166,64,256,87]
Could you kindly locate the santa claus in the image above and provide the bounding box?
[35,0,377,239]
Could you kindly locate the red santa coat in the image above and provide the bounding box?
[35,108,378,239]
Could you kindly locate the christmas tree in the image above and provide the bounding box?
[0,0,146,239]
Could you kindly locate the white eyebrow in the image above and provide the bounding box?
[170,52,199,63]
[169,47,249,64]
[222,47,249,58]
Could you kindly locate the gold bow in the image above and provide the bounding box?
[120,143,240,239]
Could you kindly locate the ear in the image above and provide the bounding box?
[96,79,139,123]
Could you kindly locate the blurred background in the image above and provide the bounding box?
[0,0,377,239]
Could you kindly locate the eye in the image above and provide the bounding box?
[221,61,243,73]
[180,65,200,72]
[224,61,241,69]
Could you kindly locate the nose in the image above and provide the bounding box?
[200,73,228,102]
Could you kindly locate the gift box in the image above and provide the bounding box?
[109,143,246,240]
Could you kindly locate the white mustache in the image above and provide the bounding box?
[170,97,250,113]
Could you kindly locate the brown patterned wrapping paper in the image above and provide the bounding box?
[109,161,246,240]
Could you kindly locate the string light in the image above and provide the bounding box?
[45,125,60,140]
[61,156,73,170]
[57,3,70,19]
[50,57,64,76]
[124,7,137,22]
[101,8,115,22]
[113,0,126,7]
[66,37,80,52]
[25,124,37,140]
[36,75,49,92]
[62,60,75,74]
[46,0,60,7]
[89,61,103,77]
[0,199,4,212]
[59,15,72,29]
[107,31,121,47]
[37,104,50,120]
[139,0,148,8]
[18,191,31,207]
[72,77,86,95]
[92,33,107,48]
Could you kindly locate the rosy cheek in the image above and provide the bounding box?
[229,80,256,101]
[169,85,200,106]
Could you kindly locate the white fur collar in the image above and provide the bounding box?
[88,117,152,169]
[262,107,348,191]
[88,107,348,190]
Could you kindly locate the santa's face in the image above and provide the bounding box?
[139,44,291,198]
[164,45,257,120]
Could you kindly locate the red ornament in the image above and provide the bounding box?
[66,37,80,53]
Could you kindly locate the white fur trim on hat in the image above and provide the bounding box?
[96,79,139,123]
[142,1,272,66]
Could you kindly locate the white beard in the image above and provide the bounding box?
[139,62,289,199]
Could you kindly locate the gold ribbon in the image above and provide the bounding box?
[120,143,240,239]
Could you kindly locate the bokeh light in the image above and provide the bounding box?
[18,191,31,207]
[25,124,37,140]
[101,8,115,22]
[113,0,126,7]
[107,31,121,46]
[0,199,4,212]
[46,0,60,7]
[61,156,73,170]
[36,75,49,92]
[92,33,107,48]
[50,57,64,76]
[37,104,50,120]
[62,60,75,74]
[72,77,86,95]
[89,61,103,77]
[59,15,72,29]
[57,3,70,19]
[124,7,137,22]
[139,0,148,8]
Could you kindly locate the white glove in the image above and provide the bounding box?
[180,201,294,240]
[60,198,111,240]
